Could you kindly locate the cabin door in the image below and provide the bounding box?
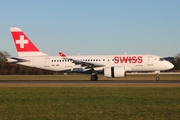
[44,58,50,67]
[148,56,153,66]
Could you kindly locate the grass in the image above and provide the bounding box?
[0,74,179,119]
[0,74,180,80]
[0,86,180,120]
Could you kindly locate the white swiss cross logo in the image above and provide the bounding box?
[16,35,29,48]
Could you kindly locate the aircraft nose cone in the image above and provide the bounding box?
[166,62,174,69]
[169,63,174,69]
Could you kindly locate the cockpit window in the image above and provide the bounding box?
[159,58,165,61]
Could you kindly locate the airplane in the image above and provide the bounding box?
[7,27,174,81]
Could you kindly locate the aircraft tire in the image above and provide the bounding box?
[156,77,159,81]
[90,75,98,81]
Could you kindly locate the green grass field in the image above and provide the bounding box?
[0,75,180,119]
[0,74,180,80]
[0,86,180,120]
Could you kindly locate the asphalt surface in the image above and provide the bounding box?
[0,80,180,85]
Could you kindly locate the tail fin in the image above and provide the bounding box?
[10,27,47,57]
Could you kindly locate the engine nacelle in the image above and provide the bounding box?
[104,66,126,78]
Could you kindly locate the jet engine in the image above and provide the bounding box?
[104,66,126,78]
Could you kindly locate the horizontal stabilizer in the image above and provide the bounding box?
[6,57,30,63]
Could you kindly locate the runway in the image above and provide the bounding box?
[0,80,180,85]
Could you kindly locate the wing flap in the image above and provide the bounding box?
[72,60,104,68]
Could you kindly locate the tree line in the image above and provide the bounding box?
[171,53,180,71]
[0,51,180,75]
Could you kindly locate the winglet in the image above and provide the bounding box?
[58,51,66,57]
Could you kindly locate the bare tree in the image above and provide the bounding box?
[0,51,11,61]
[0,51,11,74]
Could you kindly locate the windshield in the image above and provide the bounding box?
[159,58,165,61]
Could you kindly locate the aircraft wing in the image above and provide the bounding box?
[58,52,105,69]
[72,59,104,68]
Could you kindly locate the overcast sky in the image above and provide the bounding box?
[0,0,180,57]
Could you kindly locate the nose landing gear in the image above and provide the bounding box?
[155,71,160,81]
[156,75,159,81]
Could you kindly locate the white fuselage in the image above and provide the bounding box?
[13,54,173,72]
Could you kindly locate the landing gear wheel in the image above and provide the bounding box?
[90,75,98,81]
[156,77,159,81]
[155,71,160,81]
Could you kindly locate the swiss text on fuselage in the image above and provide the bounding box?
[114,56,143,64]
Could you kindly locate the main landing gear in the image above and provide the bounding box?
[90,73,98,81]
